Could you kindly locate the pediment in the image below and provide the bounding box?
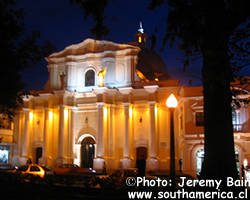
[46,38,140,64]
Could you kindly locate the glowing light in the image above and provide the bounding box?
[129,106,133,117]
[155,78,159,82]
[138,36,142,43]
[104,106,108,118]
[29,112,33,121]
[98,67,107,87]
[244,159,248,168]
[49,111,53,121]
[136,69,149,82]
[155,105,158,116]
[64,108,68,120]
[166,94,178,108]
[39,169,45,178]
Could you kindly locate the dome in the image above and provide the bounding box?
[136,47,169,81]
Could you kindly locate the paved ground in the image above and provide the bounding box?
[0,172,129,200]
[0,182,129,200]
[1,172,249,200]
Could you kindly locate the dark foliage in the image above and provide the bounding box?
[0,0,55,120]
[149,0,249,179]
[70,0,109,39]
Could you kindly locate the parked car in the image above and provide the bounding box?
[41,166,54,176]
[53,164,95,175]
[0,164,15,172]
[97,168,138,189]
[13,164,46,178]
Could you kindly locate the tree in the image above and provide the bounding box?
[0,0,55,120]
[71,0,249,180]
[149,0,249,180]
[70,0,109,39]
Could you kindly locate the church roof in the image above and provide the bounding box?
[45,37,169,81]
[46,38,140,64]
[136,47,169,81]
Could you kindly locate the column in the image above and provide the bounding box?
[50,66,60,89]
[108,105,115,165]
[144,85,159,172]
[12,112,21,166]
[120,103,132,169]
[41,108,48,165]
[124,103,130,157]
[146,102,159,172]
[118,87,133,169]
[56,105,65,166]
[67,108,75,164]
[20,109,30,165]
[93,102,105,171]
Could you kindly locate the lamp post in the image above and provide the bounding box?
[166,94,178,186]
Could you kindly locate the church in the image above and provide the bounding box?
[1,24,249,178]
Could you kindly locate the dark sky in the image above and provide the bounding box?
[17,0,249,90]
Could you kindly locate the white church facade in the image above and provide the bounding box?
[0,28,250,177]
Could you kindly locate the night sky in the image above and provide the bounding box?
[16,0,249,91]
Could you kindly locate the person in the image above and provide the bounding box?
[179,158,183,172]
[103,161,107,174]
[26,158,32,164]
[136,159,146,176]
[241,164,245,180]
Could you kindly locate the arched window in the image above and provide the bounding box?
[85,69,95,86]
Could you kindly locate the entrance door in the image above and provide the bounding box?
[35,147,42,164]
[136,147,147,176]
[81,137,95,168]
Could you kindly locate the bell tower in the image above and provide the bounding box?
[135,21,147,47]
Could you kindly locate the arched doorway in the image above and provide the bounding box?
[81,137,95,168]
[136,147,147,176]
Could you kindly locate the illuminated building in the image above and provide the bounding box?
[0,24,249,177]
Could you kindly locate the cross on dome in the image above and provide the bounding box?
[138,21,144,33]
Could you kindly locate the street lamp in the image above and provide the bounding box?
[166,93,178,186]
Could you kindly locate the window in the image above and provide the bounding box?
[85,69,95,87]
[195,112,204,126]
[232,106,241,131]
[235,149,240,176]
[0,146,9,164]
[17,165,29,172]
[0,115,11,129]
[30,166,40,172]
[232,106,237,125]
